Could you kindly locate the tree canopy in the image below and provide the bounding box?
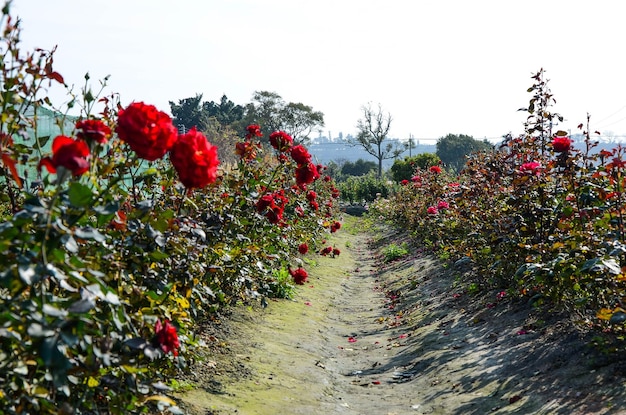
[241,91,324,144]
[436,133,494,172]
[347,103,404,178]
[390,153,441,182]
[341,159,378,177]
[168,94,244,133]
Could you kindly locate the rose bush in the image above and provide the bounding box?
[0,6,342,413]
[369,69,626,348]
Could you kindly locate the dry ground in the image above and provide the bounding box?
[178,215,626,415]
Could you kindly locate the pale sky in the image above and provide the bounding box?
[11,1,626,143]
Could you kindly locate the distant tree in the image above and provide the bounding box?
[436,133,494,172]
[281,102,324,144]
[239,91,324,144]
[347,103,404,178]
[169,94,245,133]
[202,94,245,126]
[201,116,240,167]
[390,153,440,182]
[169,94,204,133]
[341,159,377,177]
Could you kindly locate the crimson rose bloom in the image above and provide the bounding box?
[116,102,178,161]
[298,243,309,255]
[520,161,541,175]
[39,135,90,176]
[290,145,311,164]
[552,136,572,152]
[295,162,320,186]
[332,248,341,257]
[289,267,308,285]
[330,221,341,233]
[245,124,262,139]
[429,165,442,174]
[427,206,438,215]
[154,319,180,356]
[76,119,111,144]
[256,191,288,224]
[269,131,294,152]
[170,127,219,189]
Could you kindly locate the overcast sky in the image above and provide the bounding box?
[11,1,626,143]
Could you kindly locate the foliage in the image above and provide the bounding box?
[436,133,494,172]
[238,91,324,145]
[0,8,342,413]
[381,242,409,262]
[346,102,404,178]
[390,154,440,182]
[370,68,626,346]
[340,158,377,177]
[168,94,244,133]
[336,173,393,205]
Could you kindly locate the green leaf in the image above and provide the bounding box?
[68,182,94,207]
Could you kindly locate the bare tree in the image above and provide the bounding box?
[347,102,403,178]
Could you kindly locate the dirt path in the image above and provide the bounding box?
[179,215,626,415]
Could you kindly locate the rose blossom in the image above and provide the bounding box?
[116,102,178,161]
[76,119,111,144]
[245,124,262,139]
[39,135,90,176]
[552,136,572,152]
[295,162,320,186]
[520,161,542,175]
[269,131,293,152]
[429,165,442,174]
[154,319,180,356]
[298,243,309,255]
[427,206,438,215]
[290,145,311,164]
[169,127,219,189]
[289,267,308,284]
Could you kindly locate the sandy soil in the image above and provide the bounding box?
[178,215,626,415]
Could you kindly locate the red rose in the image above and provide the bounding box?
[245,124,262,139]
[154,319,180,356]
[290,145,311,165]
[76,119,111,144]
[116,102,178,161]
[332,248,341,257]
[256,191,288,224]
[170,127,219,189]
[330,221,341,233]
[269,131,293,152]
[298,243,309,255]
[289,267,308,285]
[39,135,90,176]
[306,190,317,202]
[295,162,320,186]
[429,165,442,174]
[552,136,572,152]
[520,161,541,175]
